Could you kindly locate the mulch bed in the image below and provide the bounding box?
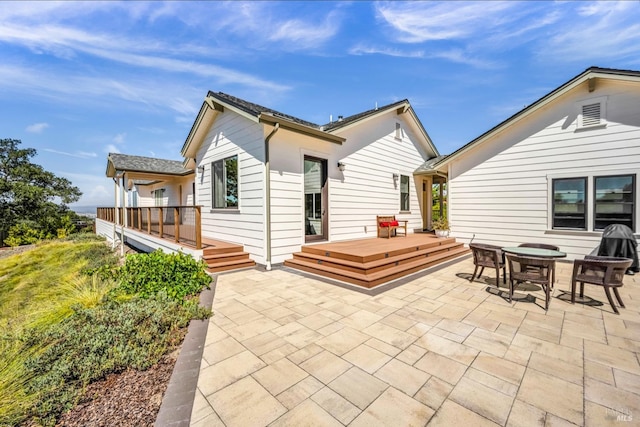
[56,350,180,427]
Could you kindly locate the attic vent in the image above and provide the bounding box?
[582,103,601,127]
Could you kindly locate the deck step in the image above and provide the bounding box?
[201,240,255,273]
[285,241,469,288]
[207,258,256,273]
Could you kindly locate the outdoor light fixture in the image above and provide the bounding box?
[393,173,399,180]
[197,165,205,174]
[337,162,346,172]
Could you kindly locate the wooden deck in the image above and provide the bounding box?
[284,233,469,288]
[199,238,256,273]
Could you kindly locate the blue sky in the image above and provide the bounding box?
[2,1,640,208]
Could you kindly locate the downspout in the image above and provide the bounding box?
[264,123,280,271]
[120,173,126,256]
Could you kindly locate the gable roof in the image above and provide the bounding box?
[181,92,439,159]
[430,66,640,171]
[106,153,193,177]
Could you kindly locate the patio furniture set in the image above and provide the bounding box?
[468,242,633,314]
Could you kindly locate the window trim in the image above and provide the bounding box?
[552,177,587,231]
[212,154,239,209]
[400,174,410,212]
[547,170,637,234]
[593,174,635,232]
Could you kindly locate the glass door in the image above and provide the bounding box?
[304,156,328,242]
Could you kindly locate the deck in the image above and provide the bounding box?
[284,233,469,288]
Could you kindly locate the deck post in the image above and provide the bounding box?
[174,207,180,243]
[195,206,202,249]
[137,208,142,231]
[159,207,164,238]
[147,208,151,234]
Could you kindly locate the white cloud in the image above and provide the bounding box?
[26,122,49,133]
[349,44,425,58]
[113,133,126,145]
[541,1,640,63]
[105,144,120,154]
[42,148,97,158]
[375,1,516,43]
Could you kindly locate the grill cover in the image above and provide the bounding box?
[597,224,639,272]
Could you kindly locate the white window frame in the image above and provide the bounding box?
[212,154,239,210]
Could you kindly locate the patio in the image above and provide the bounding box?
[188,256,639,426]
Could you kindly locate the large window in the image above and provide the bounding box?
[551,173,636,232]
[212,155,238,209]
[400,175,410,211]
[552,178,586,229]
[594,175,635,231]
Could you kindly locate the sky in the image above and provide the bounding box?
[2,1,640,209]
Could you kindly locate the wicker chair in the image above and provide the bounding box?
[519,243,560,287]
[506,254,555,310]
[469,243,506,286]
[571,255,633,314]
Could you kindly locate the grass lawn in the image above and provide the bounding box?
[0,235,211,426]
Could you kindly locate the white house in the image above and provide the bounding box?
[180,93,441,268]
[427,67,640,260]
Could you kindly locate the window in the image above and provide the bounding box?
[400,175,410,211]
[594,175,635,231]
[550,173,636,232]
[552,178,586,229]
[153,189,164,207]
[212,155,238,208]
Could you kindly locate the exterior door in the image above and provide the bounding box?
[431,177,447,227]
[304,156,328,242]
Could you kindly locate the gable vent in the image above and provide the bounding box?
[582,103,601,127]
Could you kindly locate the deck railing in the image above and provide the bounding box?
[97,206,202,249]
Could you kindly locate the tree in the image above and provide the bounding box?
[0,139,82,245]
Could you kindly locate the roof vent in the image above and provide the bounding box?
[338,115,343,122]
[582,103,601,127]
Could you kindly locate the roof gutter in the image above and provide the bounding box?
[264,123,280,271]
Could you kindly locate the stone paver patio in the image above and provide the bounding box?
[189,257,640,426]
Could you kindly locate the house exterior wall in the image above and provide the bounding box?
[268,110,429,264]
[133,175,194,207]
[446,79,640,260]
[195,111,266,263]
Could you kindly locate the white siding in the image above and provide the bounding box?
[268,110,429,264]
[447,79,640,259]
[196,111,266,263]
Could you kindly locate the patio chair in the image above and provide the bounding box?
[506,254,555,310]
[519,243,560,287]
[571,255,633,314]
[469,243,506,286]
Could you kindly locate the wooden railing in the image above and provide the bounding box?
[97,206,202,249]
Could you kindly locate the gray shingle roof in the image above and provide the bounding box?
[209,92,319,129]
[321,99,409,132]
[107,153,192,176]
[209,92,409,134]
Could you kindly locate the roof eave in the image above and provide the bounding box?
[259,113,345,144]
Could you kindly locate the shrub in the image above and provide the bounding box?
[114,250,211,301]
[23,296,210,426]
[4,221,44,247]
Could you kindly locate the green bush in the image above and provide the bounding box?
[114,250,211,301]
[23,296,210,426]
[4,221,44,247]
